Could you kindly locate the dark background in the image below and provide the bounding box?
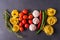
[0,0,60,40]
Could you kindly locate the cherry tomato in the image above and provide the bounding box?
[23,15,28,19]
[22,20,27,24]
[19,12,24,18]
[19,27,24,32]
[22,9,28,14]
[25,24,29,28]
[28,14,33,19]
[19,22,23,27]
[18,17,23,21]
[28,20,33,24]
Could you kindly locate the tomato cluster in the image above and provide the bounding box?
[18,9,33,32]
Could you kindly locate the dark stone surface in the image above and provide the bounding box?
[0,0,60,40]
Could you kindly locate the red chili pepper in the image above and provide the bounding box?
[40,11,42,20]
[37,10,42,30]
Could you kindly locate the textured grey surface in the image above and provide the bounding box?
[0,0,60,40]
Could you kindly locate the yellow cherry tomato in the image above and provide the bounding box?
[10,17,18,25]
[47,16,57,25]
[47,8,56,16]
[11,9,19,18]
[12,25,19,32]
[43,25,54,36]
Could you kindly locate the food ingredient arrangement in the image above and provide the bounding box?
[3,8,57,38]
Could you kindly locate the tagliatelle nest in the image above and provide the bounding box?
[43,25,54,35]
[47,16,57,25]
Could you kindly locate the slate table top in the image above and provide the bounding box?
[0,0,60,40]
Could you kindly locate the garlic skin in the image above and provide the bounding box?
[29,24,36,31]
[32,10,39,17]
[33,18,39,24]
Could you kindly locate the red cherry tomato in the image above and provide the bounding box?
[19,22,23,27]
[28,20,33,24]
[19,12,24,18]
[23,15,28,19]
[18,17,23,21]
[25,24,29,28]
[22,20,27,24]
[19,27,24,32]
[28,14,33,19]
[22,9,28,14]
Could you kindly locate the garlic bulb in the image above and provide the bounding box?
[33,18,39,24]
[32,10,39,17]
[29,24,36,31]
